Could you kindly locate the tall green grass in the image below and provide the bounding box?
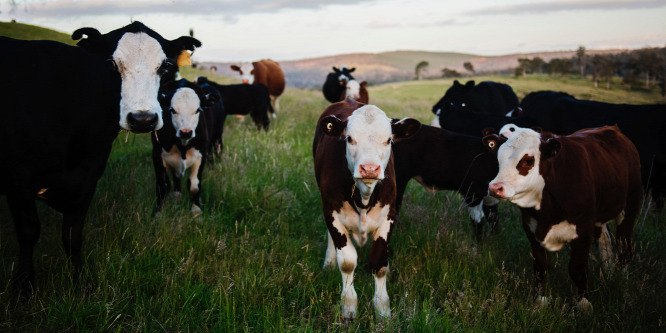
[0,72,664,331]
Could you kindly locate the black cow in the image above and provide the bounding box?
[152,79,221,214]
[322,65,356,103]
[432,80,519,117]
[520,91,666,207]
[195,76,273,130]
[0,22,200,292]
[393,124,500,239]
[434,103,537,137]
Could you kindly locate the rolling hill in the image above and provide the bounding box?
[0,21,75,45]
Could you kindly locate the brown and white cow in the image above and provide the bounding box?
[313,100,420,321]
[230,59,285,115]
[341,80,369,104]
[485,125,642,313]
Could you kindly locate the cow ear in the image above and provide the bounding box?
[453,80,461,86]
[392,118,421,142]
[531,126,543,133]
[320,115,346,137]
[513,106,524,117]
[332,66,339,72]
[465,80,475,87]
[172,36,201,52]
[349,67,356,73]
[360,81,367,88]
[541,138,560,159]
[230,65,240,72]
[482,134,504,152]
[72,27,105,53]
[72,27,101,41]
[481,127,496,137]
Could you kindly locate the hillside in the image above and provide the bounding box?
[0,21,75,45]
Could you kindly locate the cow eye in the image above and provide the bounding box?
[169,107,176,114]
[525,157,534,166]
[461,103,466,107]
[346,136,353,144]
[196,108,202,114]
[386,138,392,145]
[107,59,118,72]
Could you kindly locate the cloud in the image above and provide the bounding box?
[366,18,460,29]
[13,0,372,18]
[466,0,666,16]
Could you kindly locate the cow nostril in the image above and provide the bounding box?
[127,112,158,133]
[179,129,193,139]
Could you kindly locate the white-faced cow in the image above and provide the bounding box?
[313,100,420,321]
[485,125,642,313]
[152,79,222,215]
[0,22,200,293]
[230,59,285,115]
[392,125,499,240]
[322,65,356,103]
[342,80,369,104]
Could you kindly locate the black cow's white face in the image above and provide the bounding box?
[345,80,361,100]
[233,62,255,84]
[169,87,201,146]
[489,128,545,209]
[114,32,166,132]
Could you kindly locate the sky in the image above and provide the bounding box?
[1,0,665,62]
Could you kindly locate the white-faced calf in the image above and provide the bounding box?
[484,125,642,313]
[313,100,420,321]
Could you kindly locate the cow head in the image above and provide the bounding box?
[488,126,560,209]
[431,79,477,115]
[320,105,421,201]
[161,80,218,146]
[72,21,201,133]
[333,65,356,82]
[345,80,361,100]
[230,62,254,84]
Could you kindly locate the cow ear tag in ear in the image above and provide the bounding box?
[177,50,192,67]
[326,122,333,131]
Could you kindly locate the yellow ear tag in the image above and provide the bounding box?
[177,50,192,67]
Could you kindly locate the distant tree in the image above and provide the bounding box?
[441,68,462,78]
[591,55,615,89]
[529,57,545,74]
[576,46,587,77]
[548,58,573,76]
[463,62,475,75]
[514,67,524,77]
[636,48,660,88]
[517,58,531,77]
[415,60,429,80]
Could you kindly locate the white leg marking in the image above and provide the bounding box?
[616,210,625,226]
[337,241,358,321]
[272,95,279,115]
[188,149,202,194]
[467,202,485,224]
[598,223,614,271]
[373,266,391,318]
[323,231,337,269]
[577,297,593,315]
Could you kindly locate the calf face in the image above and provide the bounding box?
[345,80,361,100]
[230,62,254,84]
[169,87,202,146]
[489,128,559,209]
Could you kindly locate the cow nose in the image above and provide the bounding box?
[353,94,360,99]
[359,164,381,179]
[127,112,158,133]
[242,79,249,84]
[489,183,505,198]
[179,129,193,139]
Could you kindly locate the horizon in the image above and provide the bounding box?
[1,0,664,63]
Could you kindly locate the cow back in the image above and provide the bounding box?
[253,59,285,97]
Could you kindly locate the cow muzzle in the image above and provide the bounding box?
[488,182,506,199]
[178,129,194,145]
[359,164,381,180]
[127,112,159,133]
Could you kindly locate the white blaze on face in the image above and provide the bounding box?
[170,87,201,145]
[489,128,545,209]
[113,32,166,130]
[237,62,254,84]
[345,80,361,100]
[345,105,393,201]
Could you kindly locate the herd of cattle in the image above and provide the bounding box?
[0,21,663,322]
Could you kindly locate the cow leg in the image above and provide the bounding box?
[188,150,204,215]
[270,95,279,116]
[483,196,500,234]
[153,148,171,213]
[369,219,393,319]
[6,193,40,294]
[171,169,182,198]
[595,223,614,272]
[337,236,358,322]
[322,231,337,269]
[468,201,485,241]
[569,235,593,313]
[521,211,550,302]
[61,192,94,285]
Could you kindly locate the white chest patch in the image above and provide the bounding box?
[332,202,391,247]
[541,220,578,251]
[161,145,202,177]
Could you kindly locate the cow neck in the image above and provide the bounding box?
[350,181,376,213]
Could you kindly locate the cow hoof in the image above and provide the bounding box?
[373,296,391,319]
[576,297,593,315]
[536,296,550,306]
[322,259,337,270]
[191,205,202,216]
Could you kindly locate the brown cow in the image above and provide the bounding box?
[485,125,642,313]
[230,59,285,114]
[313,100,420,321]
[339,79,369,104]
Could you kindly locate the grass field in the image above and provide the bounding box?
[0,72,664,332]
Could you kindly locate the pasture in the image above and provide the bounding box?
[1,72,664,331]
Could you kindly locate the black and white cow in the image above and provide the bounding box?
[322,65,356,103]
[195,76,273,130]
[0,22,200,292]
[392,125,499,240]
[485,125,642,312]
[431,80,519,118]
[432,102,537,136]
[313,100,420,321]
[152,79,221,214]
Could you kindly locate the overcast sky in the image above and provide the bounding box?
[1,0,665,62]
